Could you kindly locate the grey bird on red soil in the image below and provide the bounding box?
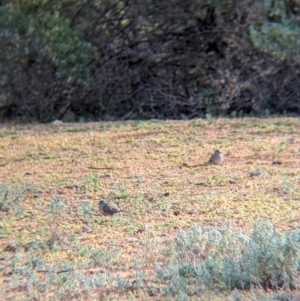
[208,150,224,164]
[99,200,126,216]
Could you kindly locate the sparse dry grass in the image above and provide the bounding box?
[0,118,300,300]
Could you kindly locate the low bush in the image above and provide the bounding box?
[157,220,300,297]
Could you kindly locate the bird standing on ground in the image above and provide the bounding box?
[208,150,224,164]
[99,200,125,216]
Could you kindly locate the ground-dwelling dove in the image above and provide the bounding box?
[99,200,125,216]
[208,150,224,164]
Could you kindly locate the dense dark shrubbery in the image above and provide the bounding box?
[0,0,95,121]
[0,0,299,122]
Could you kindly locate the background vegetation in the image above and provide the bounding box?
[0,0,299,122]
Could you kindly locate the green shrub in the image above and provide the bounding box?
[7,240,116,299]
[157,220,300,297]
[0,0,95,87]
[0,0,95,121]
[250,20,300,63]
[0,184,23,215]
[250,0,300,63]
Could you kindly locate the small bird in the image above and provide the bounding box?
[99,200,125,216]
[208,150,224,164]
[249,170,263,177]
